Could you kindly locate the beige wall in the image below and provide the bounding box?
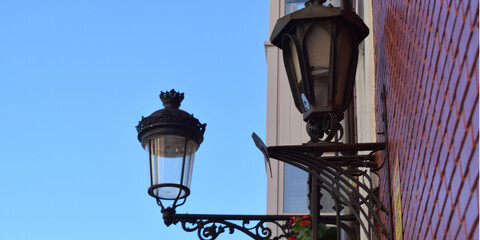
[265,0,310,219]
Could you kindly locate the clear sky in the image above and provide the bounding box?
[0,1,270,239]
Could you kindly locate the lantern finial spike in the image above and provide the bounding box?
[160,89,184,108]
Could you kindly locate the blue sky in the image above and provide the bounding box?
[0,1,270,239]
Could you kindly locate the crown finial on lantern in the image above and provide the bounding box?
[160,89,184,108]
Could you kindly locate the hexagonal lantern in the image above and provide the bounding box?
[270,1,368,142]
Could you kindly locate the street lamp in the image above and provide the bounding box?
[270,0,368,142]
[136,89,206,210]
[135,2,394,240]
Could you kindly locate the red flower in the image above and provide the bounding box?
[289,216,299,226]
[288,219,295,226]
[300,220,311,226]
[287,233,299,240]
[302,216,309,219]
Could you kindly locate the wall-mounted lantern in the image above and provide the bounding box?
[270,0,368,142]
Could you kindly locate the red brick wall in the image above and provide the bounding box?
[372,0,479,239]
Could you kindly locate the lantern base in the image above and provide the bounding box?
[306,113,344,143]
[148,184,191,201]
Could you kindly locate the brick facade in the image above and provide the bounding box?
[373,0,479,239]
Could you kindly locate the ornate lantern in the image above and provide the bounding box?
[270,1,369,142]
[136,90,206,209]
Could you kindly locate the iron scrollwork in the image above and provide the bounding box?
[162,208,293,240]
[306,113,344,143]
[254,137,393,240]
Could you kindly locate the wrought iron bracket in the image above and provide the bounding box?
[252,133,393,240]
[161,207,356,240]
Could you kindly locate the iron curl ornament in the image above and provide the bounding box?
[161,208,295,240]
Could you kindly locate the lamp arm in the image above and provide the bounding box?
[161,209,356,240]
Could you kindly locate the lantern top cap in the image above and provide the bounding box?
[270,4,369,48]
[136,90,206,146]
[160,89,184,108]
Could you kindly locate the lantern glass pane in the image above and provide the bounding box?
[283,34,308,113]
[305,23,331,108]
[335,30,353,110]
[290,40,303,85]
[305,23,331,78]
[146,135,198,200]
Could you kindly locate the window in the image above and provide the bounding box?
[284,165,336,213]
[286,0,353,13]
[285,0,304,14]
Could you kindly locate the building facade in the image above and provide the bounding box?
[266,0,479,239]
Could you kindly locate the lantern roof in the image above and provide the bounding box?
[136,90,206,146]
[270,4,369,48]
